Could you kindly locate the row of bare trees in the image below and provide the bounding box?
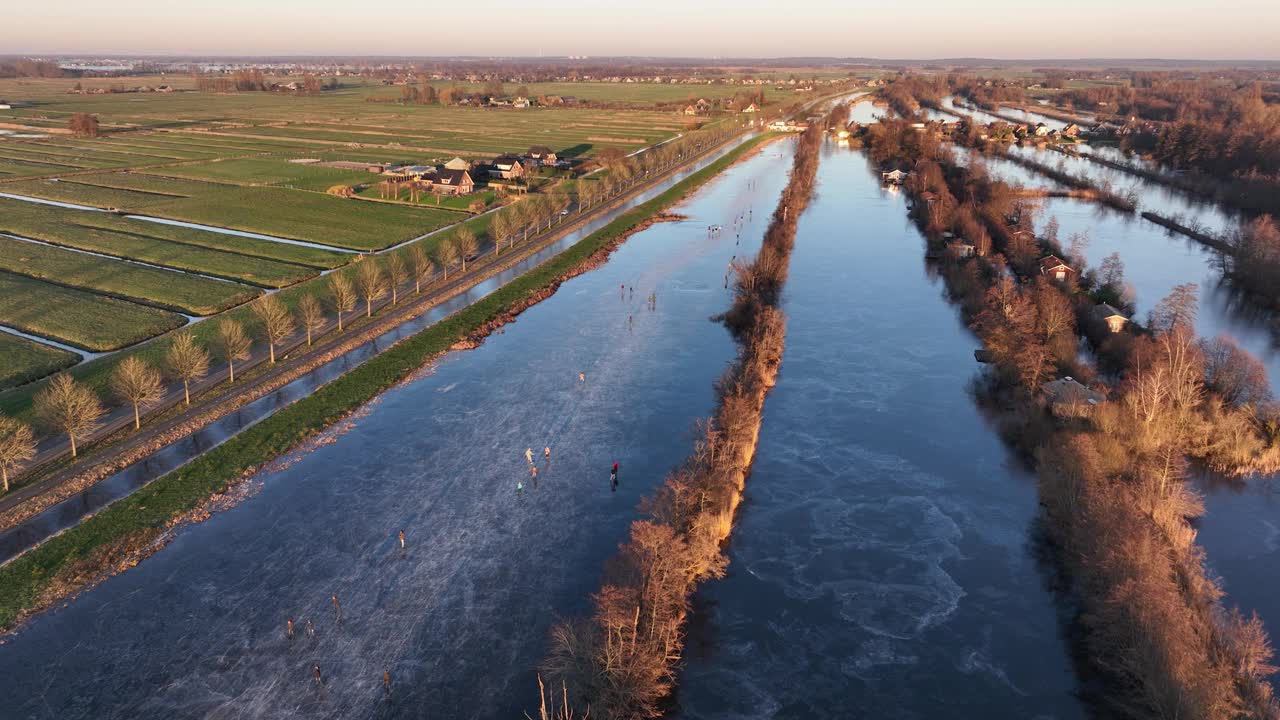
[0,207,561,491]
[540,125,824,719]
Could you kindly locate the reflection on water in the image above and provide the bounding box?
[673,143,1083,718]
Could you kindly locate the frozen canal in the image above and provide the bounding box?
[673,142,1084,718]
[0,141,796,719]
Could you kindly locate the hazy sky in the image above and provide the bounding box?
[10,0,1279,59]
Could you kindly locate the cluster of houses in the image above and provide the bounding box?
[1007,121,1081,141]
[379,146,563,194]
[767,119,809,132]
[65,84,174,95]
[1037,254,1132,333]
[962,250,1132,417]
[682,98,760,116]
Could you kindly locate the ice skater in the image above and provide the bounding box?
[544,446,551,459]
[305,618,315,639]
[579,372,585,383]
[398,530,406,553]
[610,462,619,491]
[287,618,295,640]
[517,479,525,493]
[524,447,534,464]
[313,664,324,688]
[331,594,342,622]
[383,670,392,696]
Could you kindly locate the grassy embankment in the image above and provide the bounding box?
[0,132,776,632]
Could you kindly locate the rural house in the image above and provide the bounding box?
[431,169,475,195]
[1039,255,1075,281]
[881,169,909,185]
[1041,377,1106,418]
[683,104,698,116]
[489,155,526,180]
[527,146,558,167]
[1093,303,1130,333]
[444,157,472,171]
[742,102,759,113]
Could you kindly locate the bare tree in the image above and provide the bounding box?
[385,253,408,305]
[110,356,164,429]
[297,293,325,346]
[1150,283,1199,335]
[166,331,209,405]
[252,295,295,364]
[435,238,459,281]
[215,319,251,382]
[491,212,512,253]
[329,271,358,331]
[408,245,435,293]
[68,112,99,138]
[0,415,36,493]
[457,227,479,271]
[33,374,103,457]
[355,259,387,317]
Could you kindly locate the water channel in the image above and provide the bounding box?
[0,138,794,719]
[672,141,1083,718]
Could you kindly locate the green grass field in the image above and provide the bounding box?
[0,197,325,286]
[0,272,186,352]
[0,236,260,315]
[139,157,374,189]
[0,332,79,389]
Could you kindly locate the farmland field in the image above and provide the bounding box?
[0,197,327,286]
[3,176,455,250]
[0,272,186,352]
[139,157,375,190]
[0,333,79,389]
[0,73,748,389]
[0,235,260,315]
